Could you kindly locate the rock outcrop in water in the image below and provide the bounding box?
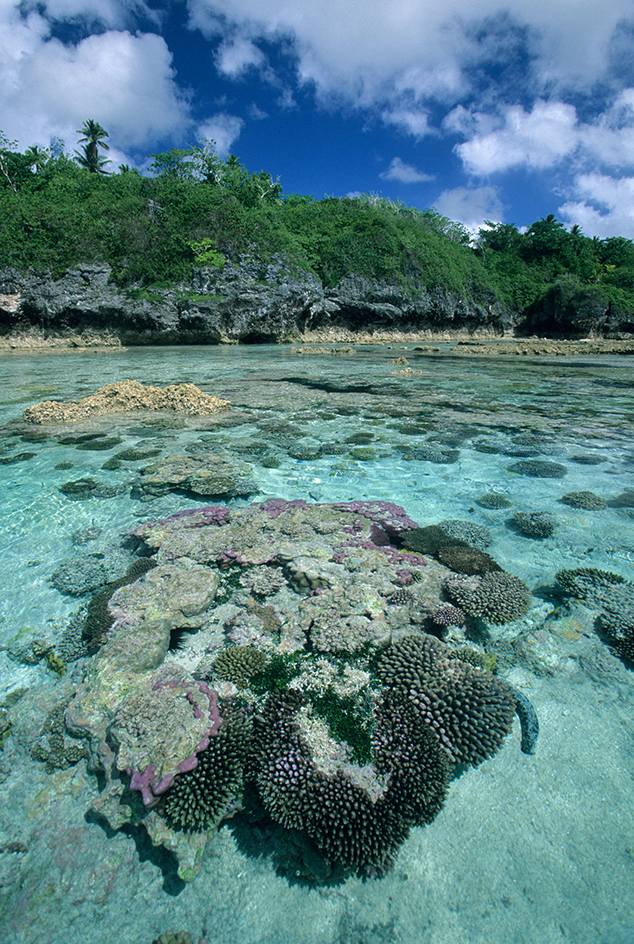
[22,380,231,423]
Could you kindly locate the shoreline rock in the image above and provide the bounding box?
[3,257,632,347]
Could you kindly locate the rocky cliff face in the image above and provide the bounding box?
[0,255,628,344]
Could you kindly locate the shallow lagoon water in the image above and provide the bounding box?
[0,344,633,944]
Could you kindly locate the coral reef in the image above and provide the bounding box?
[375,635,516,766]
[559,491,607,510]
[511,511,557,539]
[58,500,529,882]
[508,459,567,478]
[444,571,531,624]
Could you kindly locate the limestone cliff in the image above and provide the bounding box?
[0,254,629,344]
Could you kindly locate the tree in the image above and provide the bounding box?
[75,119,110,173]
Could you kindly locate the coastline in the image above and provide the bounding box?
[1,326,633,356]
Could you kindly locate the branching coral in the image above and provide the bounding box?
[511,511,557,539]
[444,571,531,624]
[163,711,252,832]
[375,634,516,766]
[212,646,268,688]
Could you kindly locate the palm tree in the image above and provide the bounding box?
[24,145,48,173]
[75,119,110,173]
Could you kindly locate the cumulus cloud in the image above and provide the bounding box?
[380,157,434,184]
[216,36,265,77]
[559,174,634,239]
[196,113,244,156]
[1,3,190,153]
[433,185,505,233]
[454,100,579,175]
[185,0,633,108]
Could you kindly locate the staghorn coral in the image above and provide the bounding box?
[444,571,531,624]
[212,646,268,688]
[375,634,516,766]
[511,511,557,539]
[163,711,252,832]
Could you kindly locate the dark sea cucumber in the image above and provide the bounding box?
[508,684,539,754]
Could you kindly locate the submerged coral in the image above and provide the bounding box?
[555,567,634,663]
[444,571,531,624]
[375,634,516,766]
[60,499,529,882]
[511,511,557,539]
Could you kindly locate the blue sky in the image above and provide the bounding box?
[3,0,634,237]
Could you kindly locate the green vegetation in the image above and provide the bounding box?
[1,125,634,322]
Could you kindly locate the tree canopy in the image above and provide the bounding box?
[0,125,633,324]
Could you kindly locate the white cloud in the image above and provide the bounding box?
[433,185,505,233]
[0,5,191,152]
[185,0,633,109]
[559,173,634,239]
[196,113,244,157]
[380,157,434,184]
[216,36,265,77]
[455,100,579,175]
[381,108,433,139]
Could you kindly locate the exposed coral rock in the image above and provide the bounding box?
[23,379,230,424]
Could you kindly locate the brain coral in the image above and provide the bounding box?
[375,634,516,766]
[444,571,531,624]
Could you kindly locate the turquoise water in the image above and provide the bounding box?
[0,344,633,944]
